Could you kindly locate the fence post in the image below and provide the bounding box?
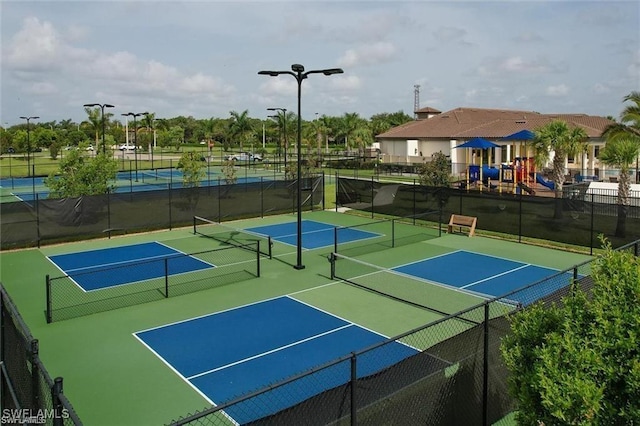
[413,180,417,225]
[350,353,357,425]
[330,253,336,279]
[46,275,52,323]
[483,302,490,426]
[322,172,326,210]
[335,172,339,212]
[30,339,40,410]
[391,218,396,248]
[218,177,222,223]
[371,176,374,219]
[168,183,173,230]
[164,258,169,298]
[107,190,112,239]
[334,227,338,254]
[36,193,41,248]
[260,177,264,218]
[256,241,261,278]
[590,193,595,256]
[518,191,523,243]
[51,377,64,426]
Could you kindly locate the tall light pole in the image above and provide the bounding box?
[19,116,39,177]
[259,64,343,270]
[122,112,148,182]
[83,103,114,155]
[267,107,287,170]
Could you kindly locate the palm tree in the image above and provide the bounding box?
[599,138,640,237]
[83,107,113,150]
[599,91,640,237]
[532,120,589,218]
[229,110,253,151]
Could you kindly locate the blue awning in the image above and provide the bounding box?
[455,137,500,149]
[502,130,535,141]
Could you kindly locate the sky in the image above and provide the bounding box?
[1,0,639,127]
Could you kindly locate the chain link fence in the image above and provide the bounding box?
[335,176,640,252]
[165,240,638,425]
[1,174,324,250]
[1,285,83,425]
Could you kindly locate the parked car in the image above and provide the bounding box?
[86,145,95,151]
[224,152,262,162]
[119,144,136,151]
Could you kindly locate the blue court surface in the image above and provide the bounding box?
[245,220,380,250]
[47,242,213,291]
[393,250,575,306]
[135,297,442,423]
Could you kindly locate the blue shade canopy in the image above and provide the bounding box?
[455,137,500,149]
[502,130,535,141]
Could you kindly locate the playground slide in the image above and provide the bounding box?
[535,173,555,190]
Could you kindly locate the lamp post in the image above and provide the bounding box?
[19,116,39,177]
[83,103,114,155]
[122,112,148,182]
[267,108,288,170]
[259,64,343,270]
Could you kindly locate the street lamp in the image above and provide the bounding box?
[259,64,343,270]
[267,107,288,170]
[83,103,114,154]
[122,112,149,182]
[19,116,39,177]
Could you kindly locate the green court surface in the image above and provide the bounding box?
[0,210,593,425]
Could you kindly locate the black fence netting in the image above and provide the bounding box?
[336,177,640,251]
[165,240,640,426]
[1,175,324,250]
[1,285,82,425]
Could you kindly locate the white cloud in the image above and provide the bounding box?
[433,26,469,44]
[5,17,62,70]
[337,42,397,68]
[330,75,361,91]
[546,84,570,97]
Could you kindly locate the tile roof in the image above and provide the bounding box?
[377,107,613,140]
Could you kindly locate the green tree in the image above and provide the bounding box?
[418,151,451,187]
[221,159,237,185]
[532,120,589,218]
[599,138,640,237]
[177,151,205,188]
[600,92,640,238]
[229,110,253,151]
[44,150,117,197]
[501,238,640,425]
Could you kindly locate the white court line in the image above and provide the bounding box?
[460,264,531,289]
[187,324,354,380]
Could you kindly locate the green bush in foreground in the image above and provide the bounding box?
[501,238,640,425]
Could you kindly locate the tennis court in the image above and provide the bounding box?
[47,242,214,291]
[134,296,447,424]
[245,220,381,250]
[392,250,576,306]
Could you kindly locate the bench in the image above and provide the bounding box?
[447,214,477,237]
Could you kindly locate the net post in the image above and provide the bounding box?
[164,258,169,298]
[350,352,357,425]
[193,216,197,234]
[256,241,261,278]
[573,266,578,282]
[46,274,52,323]
[267,236,273,259]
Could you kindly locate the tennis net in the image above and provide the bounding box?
[193,216,272,259]
[329,253,517,324]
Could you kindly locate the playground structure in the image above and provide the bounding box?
[463,157,556,195]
